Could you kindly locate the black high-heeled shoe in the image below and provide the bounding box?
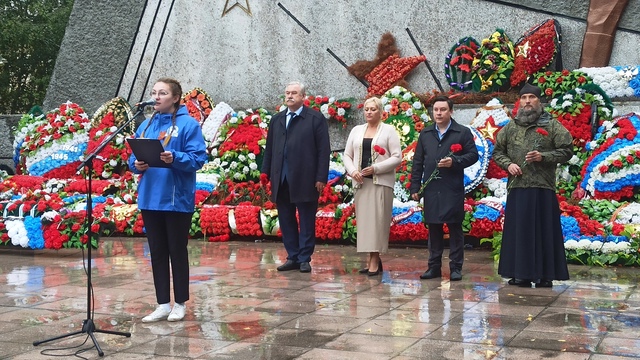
[358,268,369,274]
[367,260,383,276]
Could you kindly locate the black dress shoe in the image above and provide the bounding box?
[358,268,369,274]
[450,269,462,281]
[508,278,525,286]
[367,261,383,276]
[420,268,441,279]
[277,260,299,271]
[299,262,311,273]
[535,280,553,288]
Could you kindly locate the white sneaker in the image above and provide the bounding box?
[167,303,186,322]
[142,305,171,323]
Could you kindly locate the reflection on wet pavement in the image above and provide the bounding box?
[1,239,639,359]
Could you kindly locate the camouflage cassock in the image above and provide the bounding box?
[493,111,573,188]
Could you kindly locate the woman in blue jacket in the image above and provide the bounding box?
[128,77,207,322]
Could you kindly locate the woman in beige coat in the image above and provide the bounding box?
[344,97,402,275]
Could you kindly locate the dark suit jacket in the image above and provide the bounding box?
[262,106,331,203]
[409,119,478,223]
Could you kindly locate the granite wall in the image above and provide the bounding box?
[0,0,624,154]
[43,0,640,115]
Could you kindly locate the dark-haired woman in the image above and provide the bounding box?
[128,77,207,322]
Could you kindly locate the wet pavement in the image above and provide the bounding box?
[1,239,639,359]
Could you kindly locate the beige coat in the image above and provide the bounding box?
[343,122,402,189]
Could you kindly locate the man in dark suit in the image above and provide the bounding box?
[262,81,330,273]
[410,96,478,281]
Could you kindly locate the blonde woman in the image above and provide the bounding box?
[344,97,402,275]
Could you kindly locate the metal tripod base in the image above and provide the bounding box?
[33,318,131,357]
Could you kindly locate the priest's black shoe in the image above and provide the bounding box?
[420,268,441,279]
[518,280,533,287]
[535,280,553,288]
[277,260,299,271]
[299,262,311,273]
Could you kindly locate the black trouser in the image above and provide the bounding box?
[427,222,464,271]
[141,210,192,304]
[276,179,318,263]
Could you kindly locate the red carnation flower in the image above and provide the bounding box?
[545,88,553,96]
[536,128,549,136]
[561,69,570,76]
[538,77,546,84]
[373,145,386,156]
[450,144,463,153]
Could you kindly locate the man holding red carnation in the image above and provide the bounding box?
[493,82,573,288]
[410,96,478,281]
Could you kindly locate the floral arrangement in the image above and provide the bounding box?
[471,29,515,92]
[182,88,214,124]
[202,102,234,155]
[199,205,232,242]
[615,66,640,97]
[581,113,640,200]
[5,79,640,267]
[394,142,417,202]
[210,108,270,182]
[84,112,130,179]
[17,101,91,178]
[547,85,614,147]
[510,19,559,87]
[316,204,354,241]
[470,98,512,144]
[577,67,636,99]
[364,54,426,97]
[444,37,479,91]
[381,86,431,148]
[12,113,46,167]
[232,203,263,237]
[91,97,134,130]
[279,95,353,128]
[532,70,592,99]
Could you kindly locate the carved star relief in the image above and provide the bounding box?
[222,0,252,17]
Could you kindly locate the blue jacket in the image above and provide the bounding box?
[128,105,207,213]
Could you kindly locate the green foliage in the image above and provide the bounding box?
[0,0,74,113]
[480,231,502,262]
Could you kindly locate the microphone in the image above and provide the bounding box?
[135,98,156,107]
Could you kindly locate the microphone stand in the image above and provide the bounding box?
[32,105,146,356]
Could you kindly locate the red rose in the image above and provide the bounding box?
[450,144,463,153]
[626,155,634,163]
[556,76,564,83]
[612,159,623,168]
[599,165,609,174]
[545,88,553,96]
[577,76,586,84]
[538,77,546,83]
[561,69,570,76]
